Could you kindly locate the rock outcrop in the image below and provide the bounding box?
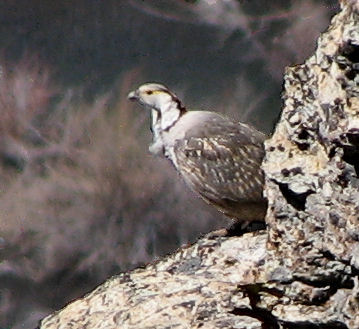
[39,1,359,328]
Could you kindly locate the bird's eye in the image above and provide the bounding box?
[146,90,153,95]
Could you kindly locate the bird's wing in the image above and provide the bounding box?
[173,116,266,207]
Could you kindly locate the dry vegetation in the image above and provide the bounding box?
[0,58,221,328]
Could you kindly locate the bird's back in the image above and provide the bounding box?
[164,111,267,221]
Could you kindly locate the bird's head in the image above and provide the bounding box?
[128,83,184,113]
[128,83,186,131]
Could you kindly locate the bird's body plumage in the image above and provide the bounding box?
[128,83,267,224]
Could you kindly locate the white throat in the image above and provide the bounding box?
[158,99,182,131]
[149,109,164,156]
[151,109,161,140]
[149,98,183,157]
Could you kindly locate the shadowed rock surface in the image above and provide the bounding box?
[39,1,359,328]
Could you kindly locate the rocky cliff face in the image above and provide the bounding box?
[262,0,359,326]
[39,1,359,328]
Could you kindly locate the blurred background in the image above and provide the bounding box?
[0,1,339,328]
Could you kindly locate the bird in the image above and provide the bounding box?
[128,82,267,231]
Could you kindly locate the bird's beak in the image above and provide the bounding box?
[127,90,138,101]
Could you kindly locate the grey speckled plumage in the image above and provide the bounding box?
[128,83,267,224]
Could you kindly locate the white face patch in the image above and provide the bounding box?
[130,83,186,163]
[137,84,173,110]
[135,84,183,131]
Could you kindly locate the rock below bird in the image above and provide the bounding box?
[128,83,267,231]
